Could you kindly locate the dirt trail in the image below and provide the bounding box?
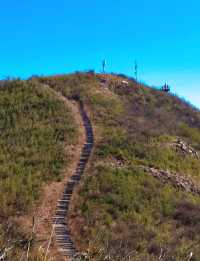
[52,99,94,260]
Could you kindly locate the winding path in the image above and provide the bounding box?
[53,100,93,260]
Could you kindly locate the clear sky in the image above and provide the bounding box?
[0,0,199,108]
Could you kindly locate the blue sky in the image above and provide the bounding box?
[0,0,199,107]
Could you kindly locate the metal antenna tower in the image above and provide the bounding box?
[134,60,138,81]
[102,59,106,73]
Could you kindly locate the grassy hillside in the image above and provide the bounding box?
[1,73,200,260]
[0,80,77,259]
[39,73,200,260]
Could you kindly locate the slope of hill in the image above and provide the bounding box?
[0,80,77,259]
[38,72,200,260]
[1,73,200,260]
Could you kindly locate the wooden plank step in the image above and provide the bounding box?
[57,238,73,241]
[56,235,71,239]
[58,244,75,248]
[58,199,70,203]
[57,200,69,203]
[61,192,71,196]
[57,240,72,243]
[55,208,66,211]
[60,195,70,199]
[58,248,75,252]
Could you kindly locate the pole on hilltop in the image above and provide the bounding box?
[134,60,138,81]
[102,59,106,73]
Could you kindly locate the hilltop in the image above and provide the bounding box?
[0,72,200,260]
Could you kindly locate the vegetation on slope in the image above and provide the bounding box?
[0,80,77,259]
[39,72,200,260]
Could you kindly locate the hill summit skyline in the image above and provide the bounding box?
[0,0,200,108]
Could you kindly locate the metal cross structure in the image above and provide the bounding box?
[102,59,106,73]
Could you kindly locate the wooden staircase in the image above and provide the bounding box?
[53,102,93,260]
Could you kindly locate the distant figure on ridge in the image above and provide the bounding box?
[161,83,170,92]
